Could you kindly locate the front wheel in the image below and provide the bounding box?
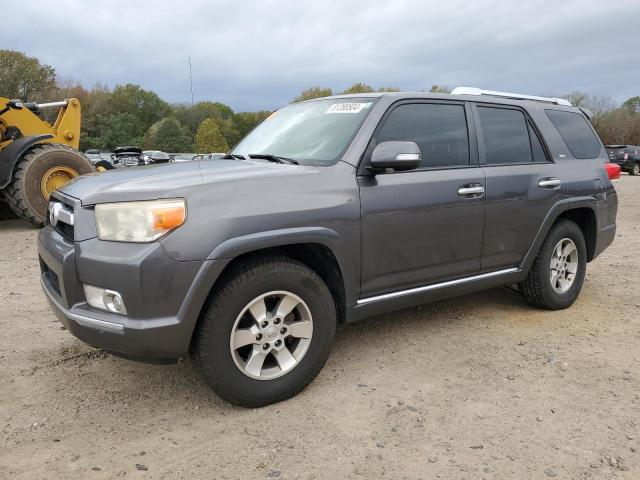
[190,256,336,407]
[630,163,640,176]
[3,143,93,226]
[519,219,587,310]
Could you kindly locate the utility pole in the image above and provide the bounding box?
[188,56,194,106]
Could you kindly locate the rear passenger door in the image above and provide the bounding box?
[359,101,486,297]
[474,104,565,271]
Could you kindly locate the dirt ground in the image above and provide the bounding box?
[1,177,639,480]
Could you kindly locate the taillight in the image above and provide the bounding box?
[605,162,621,181]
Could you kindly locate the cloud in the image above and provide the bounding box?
[2,0,638,111]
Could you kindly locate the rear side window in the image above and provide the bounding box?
[477,107,532,164]
[545,110,601,159]
[375,103,469,168]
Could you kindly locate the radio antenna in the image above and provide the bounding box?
[188,56,194,106]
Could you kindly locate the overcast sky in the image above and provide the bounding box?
[3,0,639,111]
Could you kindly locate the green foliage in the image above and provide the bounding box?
[195,118,230,153]
[292,87,333,103]
[378,86,401,92]
[429,85,450,93]
[341,83,375,94]
[0,50,57,101]
[622,96,640,112]
[234,111,272,138]
[174,101,235,134]
[86,113,143,150]
[109,84,171,138]
[144,117,193,152]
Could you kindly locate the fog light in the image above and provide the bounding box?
[84,284,127,315]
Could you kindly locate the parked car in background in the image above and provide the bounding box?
[39,88,618,407]
[143,150,171,164]
[606,145,640,175]
[84,149,102,165]
[111,146,144,167]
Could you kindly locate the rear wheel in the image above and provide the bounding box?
[190,256,336,407]
[3,143,93,226]
[519,219,587,310]
[630,163,640,176]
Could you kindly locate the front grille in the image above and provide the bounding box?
[48,199,75,242]
[54,222,74,242]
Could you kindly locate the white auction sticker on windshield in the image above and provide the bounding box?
[326,103,371,113]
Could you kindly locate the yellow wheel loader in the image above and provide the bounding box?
[0,97,93,226]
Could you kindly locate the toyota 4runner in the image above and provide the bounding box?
[38,87,619,407]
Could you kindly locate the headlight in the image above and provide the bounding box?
[95,199,186,242]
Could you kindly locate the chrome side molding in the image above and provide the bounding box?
[357,268,520,306]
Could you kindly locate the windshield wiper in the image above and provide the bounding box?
[248,153,299,165]
[221,154,246,160]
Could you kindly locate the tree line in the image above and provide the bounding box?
[2,50,639,153]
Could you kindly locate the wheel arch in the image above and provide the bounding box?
[189,227,352,334]
[520,198,598,271]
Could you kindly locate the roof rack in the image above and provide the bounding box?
[451,87,572,106]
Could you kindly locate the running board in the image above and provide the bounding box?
[356,268,520,306]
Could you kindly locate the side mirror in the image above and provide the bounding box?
[370,141,421,172]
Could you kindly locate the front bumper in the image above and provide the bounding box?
[38,223,228,362]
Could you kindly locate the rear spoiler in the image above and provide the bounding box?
[579,107,594,120]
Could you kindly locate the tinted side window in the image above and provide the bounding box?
[545,110,601,159]
[528,123,548,163]
[478,107,532,164]
[375,103,469,168]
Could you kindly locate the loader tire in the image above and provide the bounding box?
[3,143,93,227]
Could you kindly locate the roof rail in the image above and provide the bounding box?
[451,87,572,106]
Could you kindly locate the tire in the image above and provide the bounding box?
[519,219,587,310]
[3,143,93,226]
[630,163,640,176]
[94,159,115,171]
[190,256,336,407]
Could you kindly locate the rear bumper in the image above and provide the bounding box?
[38,225,229,361]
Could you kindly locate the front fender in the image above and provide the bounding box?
[0,135,53,189]
[206,226,358,310]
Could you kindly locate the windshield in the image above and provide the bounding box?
[232,98,376,165]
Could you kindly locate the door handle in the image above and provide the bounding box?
[457,185,485,196]
[538,178,561,189]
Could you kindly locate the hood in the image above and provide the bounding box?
[59,159,317,205]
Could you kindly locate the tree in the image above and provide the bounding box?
[341,83,375,94]
[109,84,171,138]
[429,85,450,93]
[144,117,193,152]
[0,50,57,101]
[292,87,333,103]
[87,113,143,150]
[622,96,640,112]
[173,101,235,134]
[378,86,401,92]
[234,111,272,138]
[195,118,229,153]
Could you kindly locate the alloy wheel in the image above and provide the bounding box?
[549,238,578,294]
[229,291,313,380]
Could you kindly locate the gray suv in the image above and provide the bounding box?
[38,88,618,407]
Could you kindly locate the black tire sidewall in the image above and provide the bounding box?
[196,261,336,406]
[537,221,587,309]
[633,163,640,175]
[16,146,93,222]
